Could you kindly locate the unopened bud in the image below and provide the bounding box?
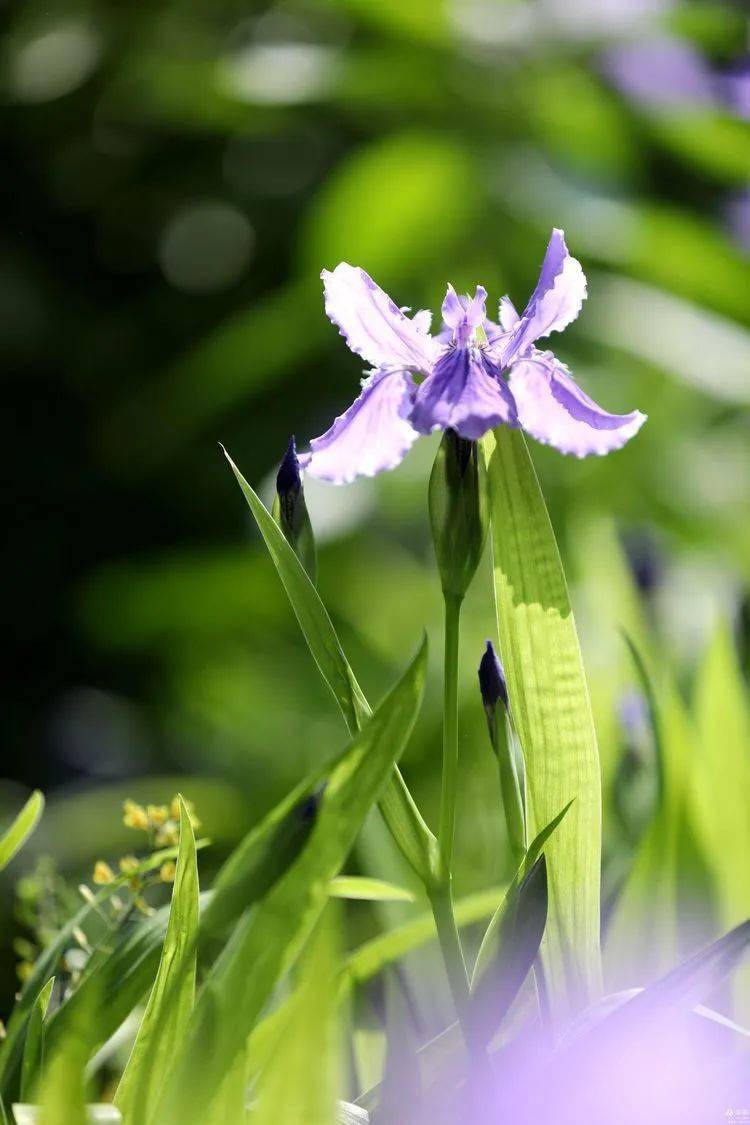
[478,640,508,718]
[272,437,317,584]
[428,430,488,600]
[477,641,524,864]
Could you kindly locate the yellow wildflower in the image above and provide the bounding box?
[160,861,177,883]
[118,855,140,876]
[123,800,149,831]
[147,804,168,827]
[93,861,115,885]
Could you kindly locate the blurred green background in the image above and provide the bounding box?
[2,0,749,1011]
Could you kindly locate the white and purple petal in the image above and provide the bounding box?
[302,369,419,485]
[410,348,518,441]
[508,352,646,457]
[505,229,587,361]
[321,264,440,371]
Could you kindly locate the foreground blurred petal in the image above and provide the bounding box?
[509,353,646,457]
[303,369,418,484]
[506,229,587,360]
[411,348,518,440]
[322,264,440,370]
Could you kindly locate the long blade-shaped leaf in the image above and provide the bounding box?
[692,624,750,1020]
[20,978,54,1103]
[472,800,573,988]
[158,638,428,1125]
[605,640,712,988]
[0,848,186,1101]
[115,799,199,1123]
[253,910,341,1125]
[469,855,548,1048]
[223,449,437,885]
[482,428,602,1015]
[0,792,44,871]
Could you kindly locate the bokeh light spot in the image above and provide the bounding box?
[158,202,255,294]
[9,20,101,103]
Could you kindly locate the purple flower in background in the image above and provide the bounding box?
[301,230,646,484]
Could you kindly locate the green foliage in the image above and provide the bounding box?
[158,638,427,1124]
[469,855,548,1049]
[253,910,341,1125]
[482,428,603,1016]
[115,799,199,1123]
[0,794,44,873]
[20,979,54,1104]
[224,448,438,886]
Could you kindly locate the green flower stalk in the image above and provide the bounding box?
[426,429,491,1059]
[272,437,317,584]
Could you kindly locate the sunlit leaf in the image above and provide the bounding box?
[469,855,548,1048]
[115,799,199,1123]
[691,624,750,1020]
[158,638,427,1125]
[20,979,54,1104]
[482,427,602,1018]
[253,910,341,1125]
[605,640,713,988]
[224,448,437,884]
[0,792,44,872]
[328,876,416,903]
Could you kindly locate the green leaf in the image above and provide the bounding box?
[203,1048,247,1125]
[691,624,750,1020]
[468,856,548,1048]
[482,428,602,1016]
[345,886,505,986]
[472,800,573,988]
[0,792,44,872]
[20,978,54,1103]
[37,980,99,1125]
[159,638,427,1125]
[253,910,341,1125]
[328,876,416,903]
[0,849,186,1102]
[574,920,750,1049]
[116,798,200,1124]
[245,884,505,1081]
[224,448,437,885]
[200,765,328,940]
[605,640,713,988]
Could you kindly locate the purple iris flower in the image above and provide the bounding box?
[301,229,646,484]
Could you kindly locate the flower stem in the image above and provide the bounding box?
[429,883,471,1027]
[432,592,482,1057]
[438,593,463,880]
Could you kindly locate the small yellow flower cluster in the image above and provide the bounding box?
[122,796,201,847]
[91,793,200,909]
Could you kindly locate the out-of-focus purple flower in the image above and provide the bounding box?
[726,191,750,253]
[719,56,750,120]
[301,230,646,484]
[602,36,716,111]
[617,688,650,743]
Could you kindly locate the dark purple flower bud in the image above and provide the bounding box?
[479,640,508,714]
[272,436,317,584]
[276,436,302,502]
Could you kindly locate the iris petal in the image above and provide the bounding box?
[505,229,587,361]
[509,352,646,457]
[411,348,518,441]
[303,369,419,485]
[321,264,440,371]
